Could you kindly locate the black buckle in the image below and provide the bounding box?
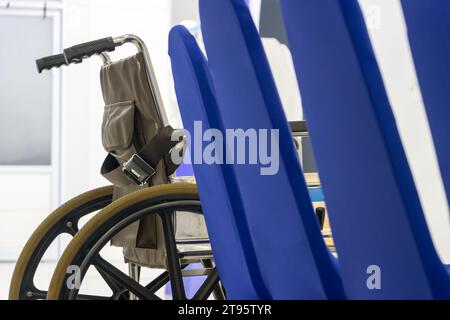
[122,154,156,186]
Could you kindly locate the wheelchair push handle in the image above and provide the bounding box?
[63,37,116,64]
[36,53,67,73]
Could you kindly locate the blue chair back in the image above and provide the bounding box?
[401,0,450,207]
[169,26,267,299]
[199,0,345,299]
[280,0,450,299]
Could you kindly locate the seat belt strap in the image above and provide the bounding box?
[101,154,131,187]
[101,125,182,186]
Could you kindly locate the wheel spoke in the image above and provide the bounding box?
[192,268,220,300]
[144,271,170,293]
[25,289,47,300]
[144,264,188,293]
[201,260,226,300]
[94,260,125,294]
[92,256,160,300]
[160,212,186,300]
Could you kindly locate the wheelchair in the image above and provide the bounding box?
[9,34,332,300]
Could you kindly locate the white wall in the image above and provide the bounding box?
[61,0,174,201]
[58,0,450,262]
[359,0,450,262]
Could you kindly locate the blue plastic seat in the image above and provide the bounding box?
[281,0,450,299]
[401,1,450,208]
[169,26,267,300]
[198,0,345,299]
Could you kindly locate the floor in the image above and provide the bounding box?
[1,257,212,300]
[1,261,168,300]
[0,263,15,299]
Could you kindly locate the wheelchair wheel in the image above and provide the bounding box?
[9,186,114,300]
[47,183,224,300]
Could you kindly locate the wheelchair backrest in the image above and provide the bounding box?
[169,26,267,299]
[281,0,450,299]
[199,0,345,299]
[401,0,450,208]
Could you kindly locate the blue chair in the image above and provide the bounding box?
[281,0,450,299]
[169,26,267,300]
[401,1,450,208]
[199,0,345,299]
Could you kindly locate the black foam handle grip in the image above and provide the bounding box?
[36,54,67,73]
[63,37,115,64]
